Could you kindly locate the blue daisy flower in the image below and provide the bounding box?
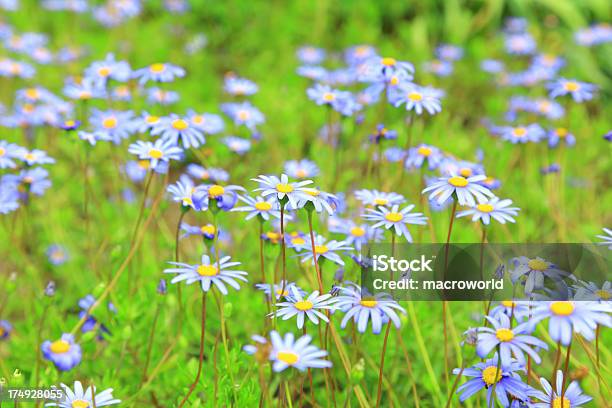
[132,111,162,134]
[284,159,319,179]
[298,234,353,266]
[232,194,280,221]
[389,83,442,115]
[354,189,405,207]
[547,78,597,102]
[532,370,592,408]
[296,65,327,81]
[335,282,405,334]
[151,114,205,149]
[509,256,573,295]
[164,254,248,295]
[269,330,332,372]
[44,381,121,407]
[223,75,258,96]
[41,333,82,371]
[47,244,69,265]
[0,320,12,340]
[423,173,493,207]
[548,127,576,148]
[489,300,531,322]
[477,313,547,365]
[223,136,251,155]
[84,53,131,88]
[89,109,135,145]
[133,62,185,84]
[252,173,315,208]
[186,110,224,134]
[273,286,337,329]
[404,144,442,170]
[504,33,537,55]
[435,44,463,61]
[457,197,520,225]
[221,102,264,130]
[255,281,305,300]
[499,124,545,144]
[363,204,427,242]
[186,164,229,183]
[329,218,383,251]
[128,138,183,170]
[146,87,180,105]
[573,281,612,301]
[0,140,26,168]
[423,59,454,77]
[180,223,216,240]
[296,45,326,65]
[595,228,612,249]
[166,177,206,210]
[18,148,55,166]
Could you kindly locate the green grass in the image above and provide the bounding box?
[0,1,611,407]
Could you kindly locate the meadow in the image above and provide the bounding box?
[0,1,611,407]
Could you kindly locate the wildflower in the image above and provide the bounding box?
[133,62,185,84]
[186,110,224,134]
[63,78,106,101]
[331,219,383,251]
[504,33,537,55]
[132,111,162,134]
[489,300,531,322]
[89,109,135,145]
[269,331,332,372]
[232,195,280,221]
[146,87,180,105]
[180,223,216,240]
[18,149,55,166]
[457,197,520,225]
[547,78,597,102]
[243,335,271,363]
[596,228,612,249]
[45,281,56,297]
[306,83,349,110]
[0,140,25,168]
[477,313,547,365]
[423,59,453,77]
[273,287,336,329]
[354,189,405,207]
[499,124,545,144]
[573,281,612,301]
[284,159,319,179]
[453,354,528,407]
[41,333,82,371]
[297,46,326,65]
[128,139,183,170]
[44,381,121,407]
[0,181,19,214]
[435,44,463,61]
[370,124,397,144]
[6,167,52,197]
[255,281,304,300]
[221,102,264,130]
[389,83,442,115]
[252,173,314,208]
[151,114,205,149]
[223,136,251,155]
[358,56,414,86]
[548,127,575,148]
[531,370,592,408]
[344,45,377,66]
[199,183,244,211]
[46,244,68,265]
[364,204,427,242]
[296,65,327,81]
[335,282,406,334]
[0,320,12,340]
[404,144,442,170]
[293,188,338,215]
[481,59,505,74]
[528,301,611,345]
[510,256,573,294]
[423,173,494,207]
[164,254,248,294]
[167,177,206,211]
[84,53,131,88]
[298,235,353,266]
[224,76,258,96]
[186,164,228,183]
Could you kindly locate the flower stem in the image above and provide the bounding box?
[306,210,324,293]
[375,322,392,408]
[177,292,207,408]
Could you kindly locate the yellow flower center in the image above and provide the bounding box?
[481,366,502,387]
[71,400,90,408]
[322,92,335,102]
[550,301,574,316]
[460,168,473,177]
[389,76,399,86]
[314,245,328,254]
[306,189,320,197]
[238,110,250,120]
[49,340,71,354]
[23,103,34,113]
[25,88,39,99]
[197,265,219,277]
[24,153,35,161]
[495,328,514,342]
[276,289,289,297]
[564,82,579,92]
[381,57,396,66]
[102,117,117,129]
[596,290,610,300]
[552,396,570,408]
[408,92,422,101]
[192,115,204,124]
[64,120,76,127]
[0,327,5,337]
[277,351,299,365]
[556,128,568,137]
[115,85,128,95]
[98,67,111,77]
[448,176,468,187]
[255,201,272,211]
[295,169,307,178]
[138,160,150,169]
[360,299,378,308]
[292,237,305,245]
[266,232,280,241]
[513,127,527,137]
[148,148,163,159]
[145,115,159,124]
[538,101,551,112]
[201,225,216,235]
[171,119,188,130]
[0,147,5,156]
[417,146,432,156]
[276,183,293,193]
[208,185,225,198]
[501,300,516,308]
[79,91,92,100]
[374,198,388,206]
[294,300,313,311]
[150,63,166,73]
[527,259,548,271]
[477,204,494,213]
[350,227,365,237]
[385,212,403,222]
[23,176,33,184]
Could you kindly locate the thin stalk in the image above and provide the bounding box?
[306,210,324,293]
[375,322,392,408]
